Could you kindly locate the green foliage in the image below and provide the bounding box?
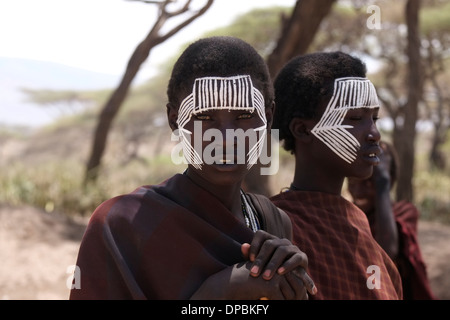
[20,87,110,107]
[202,6,291,57]
[0,161,106,216]
[421,1,450,34]
[413,133,450,224]
[0,154,181,216]
[415,171,450,224]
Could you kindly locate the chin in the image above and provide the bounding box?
[350,160,374,180]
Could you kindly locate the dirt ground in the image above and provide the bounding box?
[0,204,449,300]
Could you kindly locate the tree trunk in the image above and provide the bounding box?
[395,0,422,202]
[85,37,158,182]
[243,0,336,196]
[84,0,213,184]
[266,0,336,78]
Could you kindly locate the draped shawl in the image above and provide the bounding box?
[70,174,287,300]
[271,190,403,300]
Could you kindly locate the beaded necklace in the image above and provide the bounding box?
[240,189,260,232]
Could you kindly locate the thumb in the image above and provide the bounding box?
[241,243,251,260]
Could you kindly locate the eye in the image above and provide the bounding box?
[194,113,212,121]
[237,112,253,120]
[372,110,380,123]
[345,110,363,121]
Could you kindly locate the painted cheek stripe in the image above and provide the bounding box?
[311,77,379,163]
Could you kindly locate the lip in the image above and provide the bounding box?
[360,145,381,165]
[210,153,248,171]
[221,154,238,163]
[216,153,247,164]
[211,162,243,172]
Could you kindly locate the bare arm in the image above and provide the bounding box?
[372,153,399,260]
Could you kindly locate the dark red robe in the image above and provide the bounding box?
[271,190,403,300]
[70,174,257,299]
[70,173,292,299]
[388,201,436,299]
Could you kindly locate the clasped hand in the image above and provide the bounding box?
[191,230,317,300]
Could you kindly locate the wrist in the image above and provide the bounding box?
[374,175,390,191]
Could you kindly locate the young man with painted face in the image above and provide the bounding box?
[70,36,316,300]
[270,51,403,299]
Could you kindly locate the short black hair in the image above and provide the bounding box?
[167,36,273,110]
[273,51,367,153]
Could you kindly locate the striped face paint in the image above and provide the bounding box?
[310,77,380,163]
[176,75,267,170]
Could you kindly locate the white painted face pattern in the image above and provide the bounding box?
[310,77,380,163]
[176,75,267,170]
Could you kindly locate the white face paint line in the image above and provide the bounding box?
[176,75,267,170]
[310,77,380,163]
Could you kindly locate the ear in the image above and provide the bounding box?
[265,101,275,128]
[289,117,313,143]
[166,103,178,131]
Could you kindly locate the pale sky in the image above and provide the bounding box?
[0,0,295,79]
[0,0,296,126]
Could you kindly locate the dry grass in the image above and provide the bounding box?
[1,121,449,222]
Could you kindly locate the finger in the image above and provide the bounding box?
[248,230,276,262]
[285,272,308,300]
[292,267,317,296]
[279,275,298,300]
[241,243,251,260]
[248,231,278,277]
[261,244,293,280]
[250,238,280,277]
[276,250,308,275]
[279,276,294,300]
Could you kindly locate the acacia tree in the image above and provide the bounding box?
[421,3,450,170]
[266,0,337,78]
[84,0,213,184]
[395,0,422,201]
[243,0,337,196]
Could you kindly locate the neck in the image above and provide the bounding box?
[291,160,344,196]
[184,168,244,221]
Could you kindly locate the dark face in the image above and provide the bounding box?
[342,107,382,179]
[176,108,269,187]
[307,105,382,182]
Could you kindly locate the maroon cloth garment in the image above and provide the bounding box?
[69,174,255,300]
[271,190,403,300]
[391,200,436,299]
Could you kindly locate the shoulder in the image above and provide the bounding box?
[87,186,157,229]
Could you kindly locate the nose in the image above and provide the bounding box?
[367,122,380,143]
[209,119,237,157]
